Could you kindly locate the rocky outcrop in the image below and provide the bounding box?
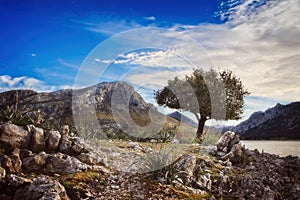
[233,102,300,139]
[0,122,109,199]
[0,122,299,199]
[27,176,70,200]
[0,122,30,152]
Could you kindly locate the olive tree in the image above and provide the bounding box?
[154,68,249,139]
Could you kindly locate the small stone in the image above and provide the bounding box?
[30,127,46,153]
[47,130,61,153]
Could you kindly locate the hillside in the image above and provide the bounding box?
[233,102,300,139]
[0,81,189,140]
[167,111,198,128]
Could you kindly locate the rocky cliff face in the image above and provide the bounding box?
[0,81,152,132]
[233,102,300,139]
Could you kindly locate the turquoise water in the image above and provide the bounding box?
[240,140,300,157]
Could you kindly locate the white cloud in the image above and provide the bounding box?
[0,75,54,92]
[144,16,156,21]
[105,0,300,103]
[75,0,299,122]
[31,53,36,57]
[58,58,78,69]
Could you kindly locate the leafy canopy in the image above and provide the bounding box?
[155,68,250,121]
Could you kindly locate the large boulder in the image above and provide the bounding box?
[26,175,69,200]
[47,130,61,153]
[0,122,30,152]
[216,131,235,151]
[30,126,46,153]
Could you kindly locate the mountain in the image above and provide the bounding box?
[0,81,154,132]
[233,102,300,139]
[167,111,198,128]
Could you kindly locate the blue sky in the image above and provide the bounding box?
[1,0,299,125]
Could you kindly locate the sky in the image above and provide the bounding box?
[0,0,299,125]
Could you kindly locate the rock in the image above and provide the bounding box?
[221,144,243,164]
[0,122,30,152]
[127,142,143,151]
[60,125,69,138]
[42,153,88,174]
[30,126,46,153]
[47,130,61,153]
[77,152,107,166]
[0,166,6,180]
[19,149,33,160]
[6,174,32,187]
[216,131,235,151]
[58,137,88,156]
[227,134,240,152]
[22,151,49,172]
[26,175,69,200]
[173,154,196,184]
[193,173,212,191]
[0,148,22,174]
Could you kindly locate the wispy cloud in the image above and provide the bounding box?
[144,16,156,21]
[94,0,300,103]
[75,19,143,35]
[58,58,78,69]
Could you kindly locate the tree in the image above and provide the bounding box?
[154,68,250,139]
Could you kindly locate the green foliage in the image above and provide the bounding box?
[132,144,187,184]
[137,145,172,172]
[155,67,249,138]
[0,105,41,126]
[156,126,177,143]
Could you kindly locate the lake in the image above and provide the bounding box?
[241,140,300,157]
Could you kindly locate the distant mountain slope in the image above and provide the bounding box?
[0,81,153,128]
[233,102,300,139]
[167,111,198,128]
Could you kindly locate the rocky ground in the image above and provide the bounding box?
[0,122,299,199]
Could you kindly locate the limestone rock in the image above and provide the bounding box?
[58,137,88,156]
[22,151,49,172]
[77,151,107,166]
[0,148,22,174]
[173,154,196,184]
[27,175,69,200]
[216,131,235,151]
[47,130,61,153]
[6,174,32,187]
[60,125,69,138]
[30,126,46,153]
[0,166,6,180]
[221,144,243,164]
[42,152,88,174]
[0,122,30,152]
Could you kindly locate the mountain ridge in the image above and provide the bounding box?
[233,102,300,139]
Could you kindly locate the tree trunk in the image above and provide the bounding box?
[196,117,207,140]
